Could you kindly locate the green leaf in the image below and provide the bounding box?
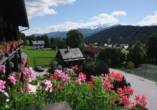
[5,104,10,109]
[112,104,116,110]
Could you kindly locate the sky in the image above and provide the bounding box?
[22,0,157,36]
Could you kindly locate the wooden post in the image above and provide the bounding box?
[13,53,19,72]
[19,49,22,64]
[6,59,11,78]
[0,22,5,42]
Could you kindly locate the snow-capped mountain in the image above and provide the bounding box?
[33,24,121,38]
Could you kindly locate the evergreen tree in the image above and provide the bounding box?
[48,59,57,74]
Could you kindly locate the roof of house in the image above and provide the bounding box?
[32,40,45,45]
[56,48,85,61]
[84,47,102,53]
[88,43,97,46]
[0,0,29,27]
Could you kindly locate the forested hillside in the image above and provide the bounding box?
[84,25,157,44]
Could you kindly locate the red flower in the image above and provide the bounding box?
[90,75,95,82]
[50,74,54,80]
[55,84,62,92]
[50,74,58,80]
[72,65,78,70]
[88,81,94,88]
[111,97,117,104]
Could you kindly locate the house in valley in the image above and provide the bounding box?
[32,40,45,50]
[88,43,98,47]
[83,47,102,60]
[55,46,85,69]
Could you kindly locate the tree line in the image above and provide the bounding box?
[20,29,85,51]
[97,33,157,68]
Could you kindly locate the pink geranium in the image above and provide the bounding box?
[44,80,52,92]
[78,72,86,82]
[19,87,24,94]
[120,95,132,107]
[75,78,82,85]
[8,76,16,85]
[60,74,71,85]
[0,80,6,93]
[67,68,73,75]
[0,65,5,73]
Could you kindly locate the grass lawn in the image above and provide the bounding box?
[22,46,57,68]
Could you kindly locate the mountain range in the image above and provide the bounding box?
[33,24,121,38]
[84,25,157,44]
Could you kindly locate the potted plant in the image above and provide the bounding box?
[0,42,10,57]
[8,41,16,51]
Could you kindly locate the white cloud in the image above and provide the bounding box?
[24,11,127,35]
[111,11,127,16]
[138,11,157,26]
[25,0,76,19]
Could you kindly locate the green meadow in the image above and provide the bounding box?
[22,46,57,68]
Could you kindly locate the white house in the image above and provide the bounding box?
[32,40,45,50]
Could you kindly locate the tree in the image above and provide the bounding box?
[127,40,145,66]
[146,33,157,61]
[66,29,84,48]
[50,37,56,46]
[27,35,36,46]
[127,61,134,72]
[41,34,50,48]
[20,33,27,46]
[48,59,57,74]
[129,42,133,48]
[98,48,124,67]
[55,37,66,49]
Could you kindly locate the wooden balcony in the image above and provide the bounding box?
[0,46,22,80]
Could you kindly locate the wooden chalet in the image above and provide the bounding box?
[55,46,85,69]
[0,0,29,80]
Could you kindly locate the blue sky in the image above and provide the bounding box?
[23,0,157,35]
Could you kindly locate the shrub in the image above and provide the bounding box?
[82,59,109,80]
[127,61,134,69]
[48,59,57,74]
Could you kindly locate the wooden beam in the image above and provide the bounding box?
[0,22,5,41]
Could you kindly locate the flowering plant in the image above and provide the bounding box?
[0,63,147,110]
[8,41,16,49]
[0,42,10,52]
[0,65,5,73]
[0,50,4,56]
[0,45,5,56]
[17,39,24,46]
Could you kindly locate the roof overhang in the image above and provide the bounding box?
[0,0,29,27]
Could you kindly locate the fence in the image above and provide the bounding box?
[124,64,157,81]
[34,57,57,68]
